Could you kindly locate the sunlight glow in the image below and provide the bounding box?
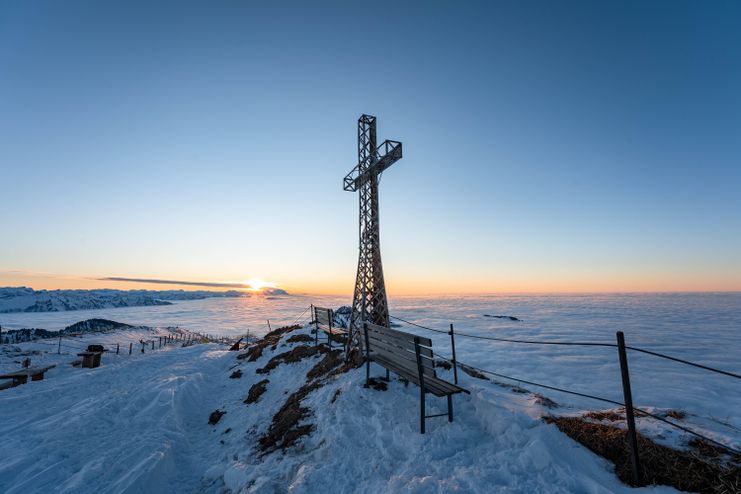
[243,277,275,292]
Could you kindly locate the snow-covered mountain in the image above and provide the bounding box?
[0,287,289,313]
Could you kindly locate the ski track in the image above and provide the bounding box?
[0,344,233,494]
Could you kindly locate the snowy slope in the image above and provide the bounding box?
[0,335,234,493]
[0,324,677,494]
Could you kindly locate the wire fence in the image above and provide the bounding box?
[387,313,741,459]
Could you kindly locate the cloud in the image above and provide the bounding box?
[100,277,251,289]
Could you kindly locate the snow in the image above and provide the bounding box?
[0,293,738,492]
[0,334,235,493]
[0,287,288,314]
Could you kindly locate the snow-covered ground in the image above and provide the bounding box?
[0,331,235,493]
[0,293,738,492]
[1,324,681,494]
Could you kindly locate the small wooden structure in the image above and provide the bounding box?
[77,344,106,368]
[0,365,56,389]
[313,306,348,351]
[363,322,469,433]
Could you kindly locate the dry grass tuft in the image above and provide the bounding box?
[244,379,270,405]
[256,345,324,375]
[306,350,343,381]
[287,334,314,344]
[258,381,322,454]
[545,416,741,492]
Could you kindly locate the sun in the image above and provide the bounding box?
[244,277,273,292]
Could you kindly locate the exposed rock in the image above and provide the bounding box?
[245,379,270,404]
[229,369,242,379]
[208,409,226,425]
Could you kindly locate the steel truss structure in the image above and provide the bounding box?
[343,114,403,344]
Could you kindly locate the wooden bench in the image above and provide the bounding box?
[312,306,348,352]
[77,344,106,368]
[0,365,56,389]
[363,321,469,433]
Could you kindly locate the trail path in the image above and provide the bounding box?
[0,344,233,494]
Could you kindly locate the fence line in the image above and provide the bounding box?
[389,314,741,380]
[430,350,740,455]
[385,312,741,470]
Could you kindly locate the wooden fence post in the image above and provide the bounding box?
[449,323,459,385]
[129,342,133,355]
[151,340,154,350]
[117,343,120,355]
[58,336,62,354]
[159,337,161,348]
[616,331,643,486]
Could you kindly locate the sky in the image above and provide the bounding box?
[1,1,740,295]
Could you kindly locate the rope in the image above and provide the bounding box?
[292,305,311,326]
[390,315,617,347]
[626,346,741,380]
[429,352,741,455]
[391,314,741,379]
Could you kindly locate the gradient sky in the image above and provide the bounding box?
[1,1,740,295]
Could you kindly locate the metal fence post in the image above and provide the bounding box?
[616,331,643,486]
[449,323,459,385]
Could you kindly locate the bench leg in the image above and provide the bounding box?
[420,388,426,434]
[447,395,453,422]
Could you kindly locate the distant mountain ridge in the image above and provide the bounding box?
[0,286,289,314]
[1,318,139,344]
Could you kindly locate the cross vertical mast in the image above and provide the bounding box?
[344,114,403,343]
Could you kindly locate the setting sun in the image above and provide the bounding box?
[244,277,274,291]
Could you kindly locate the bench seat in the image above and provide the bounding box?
[363,321,469,433]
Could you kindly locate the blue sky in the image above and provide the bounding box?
[1,1,740,294]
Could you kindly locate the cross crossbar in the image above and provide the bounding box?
[343,140,403,192]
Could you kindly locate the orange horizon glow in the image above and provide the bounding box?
[1,270,739,296]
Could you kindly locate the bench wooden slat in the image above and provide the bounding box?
[368,330,432,358]
[318,325,348,335]
[367,328,434,359]
[371,349,436,378]
[373,356,465,396]
[365,322,432,347]
[367,335,434,370]
[363,321,468,433]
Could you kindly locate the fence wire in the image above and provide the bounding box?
[390,314,741,380]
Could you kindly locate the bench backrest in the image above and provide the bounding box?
[314,306,332,327]
[313,306,334,330]
[363,322,436,378]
